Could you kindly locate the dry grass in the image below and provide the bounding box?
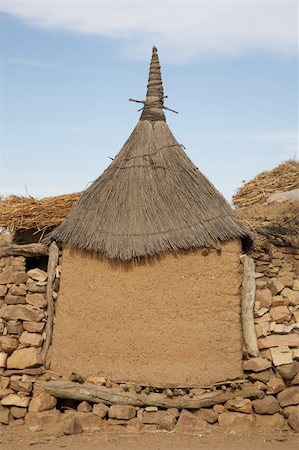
[233,160,299,209]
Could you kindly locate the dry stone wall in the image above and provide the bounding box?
[0,247,299,435]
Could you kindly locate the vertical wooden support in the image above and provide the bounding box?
[241,255,259,357]
[41,241,59,366]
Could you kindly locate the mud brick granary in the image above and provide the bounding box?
[48,47,251,386]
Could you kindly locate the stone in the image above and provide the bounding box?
[77,401,92,412]
[271,295,284,306]
[6,321,23,335]
[281,405,299,418]
[10,406,27,419]
[1,393,30,407]
[10,379,32,393]
[252,395,280,414]
[26,293,47,308]
[108,404,136,420]
[256,280,267,290]
[277,386,299,407]
[27,269,47,283]
[9,285,27,296]
[175,409,208,431]
[243,357,271,372]
[248,369,271,382]
[269,305,291,323]
[195,408,218,423]
[288,410,299,432]
[254,412,285,429]
[255,322,270,337]
[142,411,166,424]
[281,288,299,306]
[294,311,299,322]
[158,413,176,431]
[258,334,299,349]
[63,416,83,435]
[293,280,299,291]
[0,270,15,284]
[0,305,44,322]
[270,346,293,366]
[5,294,27,305]
[0,286,8,297]
[72,412,102,430]
[27,283,45,294]
[92,402,109,418]
[276,361,299,380]
[23,321,45,333]
[0,336,18,354]
[0,409,9,424]
[218,411,254,431]
[7,347,41,369]
[255,307,269,318]
[292,372,299,385]
[255,313,271,324]
[278,276,294,288]
[85,376,106,385]
[293,348,299,360]
[273,324,293,334]
[145,406,158,412]
[14,272,29,284]
[268,279,284,296]
[266,374,285,394]
[19,331,43,347]
[256,289,272,308]
[25,409,61,428]
[224,397,252,414]
[29,393,57,412]
[167,407,180,417]
[0,352,8,368]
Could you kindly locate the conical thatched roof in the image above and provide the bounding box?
[49,47,250,260]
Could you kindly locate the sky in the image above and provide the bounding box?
[0,0,298,203]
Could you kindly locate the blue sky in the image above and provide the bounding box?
[0,1,298,202]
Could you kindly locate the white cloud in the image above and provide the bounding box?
[0,0,297,62]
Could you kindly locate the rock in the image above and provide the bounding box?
[293,349,299,360]
[0,285,8,297]
[63,416,83,435]
[273,324,293,334]
[256,289,272,308]
[1,393,30,407]
[158,413,176,431]
[195,408,218,423]
[19,331,43,347]
[5,294,27,305]
[248,369,271,382]
[281,288,299,306]
[29,393,57,412]
[288,410,299,432]
[26,293,47,308]
[268,279,284,296]
[277,386,299,407]
[6,320,23,335]
[292,372,299,385]
[0,336,18,354]
[213,404,225,414]
[270,346,293,366]
[255,313,271,323]
[145,406,158,412]
[10,379,32,393]
[142,411,166,424]
[0,409,10,424]
[294,311,299,323]
[77,401,92,412]
[175,409,208,431]
[23,321,45,333]
[9,285,26,296]
[271,295,284,306]
[0,352,8,368]
[276,361,299,380]
[255,322,270,337]
[254,412,285,429]
[255,307,269,318]
[10,406,27,419]
[108,404,136,420]
[243,358,271,372]
[85,376,106,385]
[14,272,29,284]
[224,397,252,414]
[256,280,267,290]
[167,407,180,418]
[27,283,45,294]
[7,347,41,369]
[0,270,15,284]
[252,395,280,414]
[258,334,299,349]
[73,412,102,430]
[269,305,291,323]
[92,402,109,418]
[266,374,285,394]
[281,405,299,418]
[27,269,47,283]
[0,305,44,322]
[293,280,299,291]
[218,412,254,431]
[278,276,294,288]
[25,409,61,429]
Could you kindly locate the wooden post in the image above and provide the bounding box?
[241,255,259,357]
[0,243,48,258]
[41,241,59,366]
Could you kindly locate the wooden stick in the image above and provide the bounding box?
[35,380,262,409]
[0,243,48,258]
[41,241,59,366]
[241,255,259,357]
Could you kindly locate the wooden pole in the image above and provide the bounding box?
[241,255,259,357]
[0,243,48,258]
[35,380,262,409]
[41,241,59,366]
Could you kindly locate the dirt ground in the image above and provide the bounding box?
[0,428,298,450]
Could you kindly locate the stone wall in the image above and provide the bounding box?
[0,247,299,434]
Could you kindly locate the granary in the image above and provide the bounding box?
[46,46,251,386]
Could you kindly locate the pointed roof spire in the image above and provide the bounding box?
[140,46,166,122]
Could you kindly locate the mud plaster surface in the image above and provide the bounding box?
[51,241,243,386]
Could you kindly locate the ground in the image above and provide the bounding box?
[0,428,298,450]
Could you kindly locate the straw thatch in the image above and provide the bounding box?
[48,47,250,261]
[233,160,299,209]
[0,193,80,232]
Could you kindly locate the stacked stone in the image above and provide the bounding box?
[0,256,59,426]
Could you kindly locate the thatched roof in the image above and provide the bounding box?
[48,47,250,260]
[233,160,299,209]
[0,193,80,232]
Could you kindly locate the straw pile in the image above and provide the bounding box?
[233,160,299,209]
[0,193,80,232]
